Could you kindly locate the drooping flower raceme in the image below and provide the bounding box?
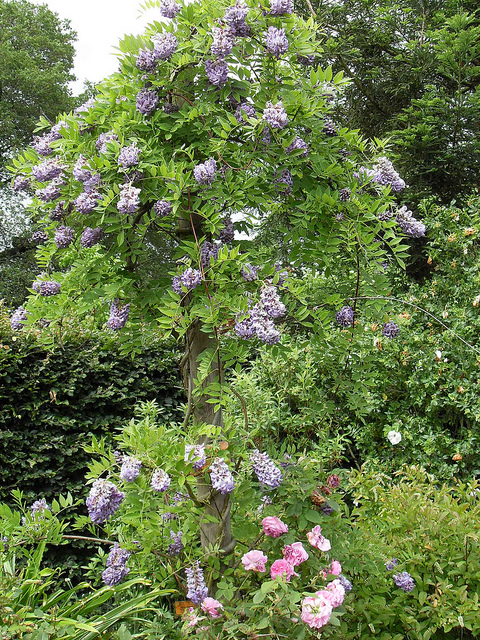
[152,32,178,60]
[96,131,119,153]
[209,458,235,494]
[286,136,309,157]
[194,158,217,185]
[393,571,415,592]
[386,558,399,570]
[55,226,75,249]
[263,102,288,129]
[382,321,399,339]
[136,88,159,115]
[265,26,289,58]
[118,143,141,168]
[205,59,229,86]
[154,200,173,217]
[118,184,141,214]
[172,268,202,294]
[10,306,28,330]
[119,456,142,482]
[211,26,235,58]
[167,530,184,555]
[102,543,131,586]
[336,306,354,327]
[80,227,104,248]
[250,449,283,489]
[269,0,293,15]
[186,561,208,604]
[373,157,406,192]
[395,205,426,238]
[32,279,61,297]
[106,299,131,330]
[262,516,288,538]
[185,444,206,470]
[86,479,125,524]
[242,550,268,572]
[159,0,181,18]
[151,468,171,492]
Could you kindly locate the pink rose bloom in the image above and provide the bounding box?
[301,594,333,629]
[317,579,345,608]
[242,550,268,572]
[201,597,223,618]
[306,525,331,551]
[262,516,288,538]
[270,559,296,582]
[330,560,342,575]
[282,542,309,566]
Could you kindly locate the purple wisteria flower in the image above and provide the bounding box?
[50,121,68,139]
[235,313,257,339]
[30,498,50,517]
[184,444,206,470]
[241,263,259,281]
[80,227,104,248]
[354,166,377,185]
[323,120,338,136]
[136,88,159,115]
[395,206,426,238]
[55,226,75,249]
[338,574,353,592]
[201,241,219,268]
[219,216,234,243]
[260,285,286,318]
[339,188,351,201]
[393,571,415,592]
[373,157,405,191]
[377,209,394,222]
[152,32,178,60]
[386,558,399,571]
[32,159,64,182]
[167,530,184,555]
[251,305,280,344]
[274,169,293,196]
[269,0,293,15]
[265,27,289,58]
[235,103,256,123]
[186,562,208,604]
[118,184,141,214]
[75,191,101,214]
[86,479,125,524]
[118,143,141,168]
[275,262,288,286]
[159,0,181,18]
[174,267,202,293]
[31,230,48,245]
[286,136,309,157]
[50,201,66,221]
[205,59,229,86]
[106,299,131,330]
[382,322,399,339]
[250,449,283,490]
[13,175,30,191]
[263,102,288,129]
[73,155,92,183]
[10,306,28,330]
[151,469,171,492]
[84,173,101,192]
[32,279,61,296]
[32,132,55,156]
[75,98,95,114]
[211,26,235,58]
[120,456,142,482]
[224,2,250,36]
[102,543,131,586]
[136,47,157,73]
[96,131,119,153]
[154,199,173,217]
[336,306,354,327]
[210,458,235,494]
[194,158,217,186]
[35,178,63,202]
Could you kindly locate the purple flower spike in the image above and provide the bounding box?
[336,306,354,327]
[269,0,293,15]
[10,306,29,330]
[154,200,173,217]
[250,449,283,490]
[186,562,208,604]
[120,456,142,482]
[211,26,235,58]
[86,479,125,524]
[136,88,159,115]
[151,469,171,492]
[75,191,101,214]
[136,48,157,73]
[159,0,181,18]
[265,27,289,58]
[205,59,229,87]
[152,32,177,60]
[194,158,217,186]
[263,102,288,129]
[286,136,309,157]
[102,543,131,586]
[118,184,141,214]
[393,571,415,592]
[80,227,104,248]
[210,458,235,494]
[106,299,131,331]
[118,143,141,168]
[382,322,399,339]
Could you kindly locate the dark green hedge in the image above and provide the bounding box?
[0,311,185,505]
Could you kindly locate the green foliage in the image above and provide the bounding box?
[337,466,480,639]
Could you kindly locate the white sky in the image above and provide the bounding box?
[31,0,160,95]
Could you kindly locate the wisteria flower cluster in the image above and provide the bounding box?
[102,543,131,586]
[86,479,125,524]
[209,457,235,494]
[106,299,131,330]
[119,455,142,482]
[235,283,286,344]
[250,449,283,489]
[80,226,104,248]
[264,26,289,58]
[194,158,217,186]
[172,268,203,294]
[263,102,288,129]
[32,278,61,297]
[186,561,209,604]
[184,444,207,470]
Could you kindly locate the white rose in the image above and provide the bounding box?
[387,430,402,445]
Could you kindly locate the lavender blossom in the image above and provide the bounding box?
[13,176,30,191]
[354,167,377,185]
[269,0,293,15]
[102,543,131,586]
[260,285,286,318]
[35,177,63,202]
[377,209,394,221]
[235,103,256,123]
[86,479,125,524]
[136,88,159,116]
[159,0,181,18]
[382,322,399,339]
[393,571,415,592]
[184,444,206,470]
[265,27,289,58]
[386,558,399,571]
[32,279,61,296]
[210,458,235,494]
[373,157,406,192]
[80,227,104,248]
[201,241,219,268]
[50,121,68,140]
[186,562,208,604]
[96,131,119,154]
[118,143,141,168]
[338,574,353,592]
[167,530,184,555]
[151,469,171,492]
[274,169,293,196]
[32,159,64,182]
[339,188,351,201]
[120,456,142,482]
[84,173,101,192]
[336,306,354,327]
[211,26,235,58]
[263,102,288,129]
[235,313,257,339]
[50,201,66,221]
[55,226,75,249]
[172,275,183,294]
[31,230,48,245]
[219,216,234,243]
[224,2,250,36]
[250,449,283,490]
[10,306,28,330]
[118,184,141,214]
[73,155,92,182]
[75,191,101,214]
[395,206,426,238]
[241,263,259,281]
[152,32,178,60]
[31,133,55,156]
[75,98,95,114]
[286,136,309,157]
[136,47,157,72]
[251,305,280,344]
[205,59,229,87]
[154,200,173,217]
[106,299,131,331]
[30,499,50,517]
[194,158,217,186]
[323,121,338,136]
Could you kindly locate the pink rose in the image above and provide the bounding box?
[317,579,345,608]
[306,525,331,551]
[282,542,309,566]
[242,550,268,572]
[301,594,333,629]
[262,516,288,538]
[201,597,223,618]
[270,559,296,582]
[330,560,342,575]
